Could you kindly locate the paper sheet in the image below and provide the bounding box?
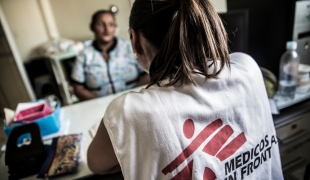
[269,99,279,115]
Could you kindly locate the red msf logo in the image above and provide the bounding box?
[162,119,247,180]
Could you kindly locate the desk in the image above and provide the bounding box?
[48,52,79,105]
[275,92,310,110]
[273,91,310,177]
[1,88,308,179]
[0,86,144,180]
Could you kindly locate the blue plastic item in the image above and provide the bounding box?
[4,102,61,138]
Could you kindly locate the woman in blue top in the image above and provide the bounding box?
[71,10,149,101]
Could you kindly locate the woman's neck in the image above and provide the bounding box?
[95,38,115,53]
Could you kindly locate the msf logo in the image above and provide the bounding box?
[162,119,247,180]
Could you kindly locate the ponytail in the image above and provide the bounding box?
[130,0,229,87]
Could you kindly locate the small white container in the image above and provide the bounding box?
[298,64,310,82]
[296,64,310,94]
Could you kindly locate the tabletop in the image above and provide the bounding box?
[0,86,144,180]
[1,86,309,179]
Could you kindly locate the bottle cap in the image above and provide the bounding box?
[286,41,297,50]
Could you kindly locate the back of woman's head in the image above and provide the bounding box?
[130,0,230,87]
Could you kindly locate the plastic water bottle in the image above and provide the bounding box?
[278,41,300,99]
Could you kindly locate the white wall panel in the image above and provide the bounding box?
[0,0,49,62]
[49,0,132,41]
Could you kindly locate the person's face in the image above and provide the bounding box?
[92,13,116,43]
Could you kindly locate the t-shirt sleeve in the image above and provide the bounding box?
[71,52,86,84]
[103,96,127,172]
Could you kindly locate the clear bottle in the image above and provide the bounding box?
[52,38,61,54]
[278,41,300,99]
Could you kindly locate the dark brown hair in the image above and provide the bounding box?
[91,10,115,29]
[129,0,230,87]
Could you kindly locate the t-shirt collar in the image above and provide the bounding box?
[92,37,118,53]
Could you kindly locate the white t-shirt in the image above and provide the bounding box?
[104,53,283,180]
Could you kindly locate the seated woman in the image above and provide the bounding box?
[71,10,149,101]
[88,0,283,179]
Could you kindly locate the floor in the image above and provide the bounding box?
[284,167,308,180]
[292,167,307,179]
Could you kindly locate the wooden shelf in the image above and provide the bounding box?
[48,51,78,61]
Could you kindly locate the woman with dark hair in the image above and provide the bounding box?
[71,10,149,101]
[88,1,283,179]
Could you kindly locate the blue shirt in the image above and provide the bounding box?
[71,38,145,97]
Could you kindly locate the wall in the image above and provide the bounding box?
[129,0,227,12]
[49,0,226,41]
[210,0,227,13]
[0,0,49,62]
[49,0,132,41]
[0,6,33,109]
[0,0,227,61]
